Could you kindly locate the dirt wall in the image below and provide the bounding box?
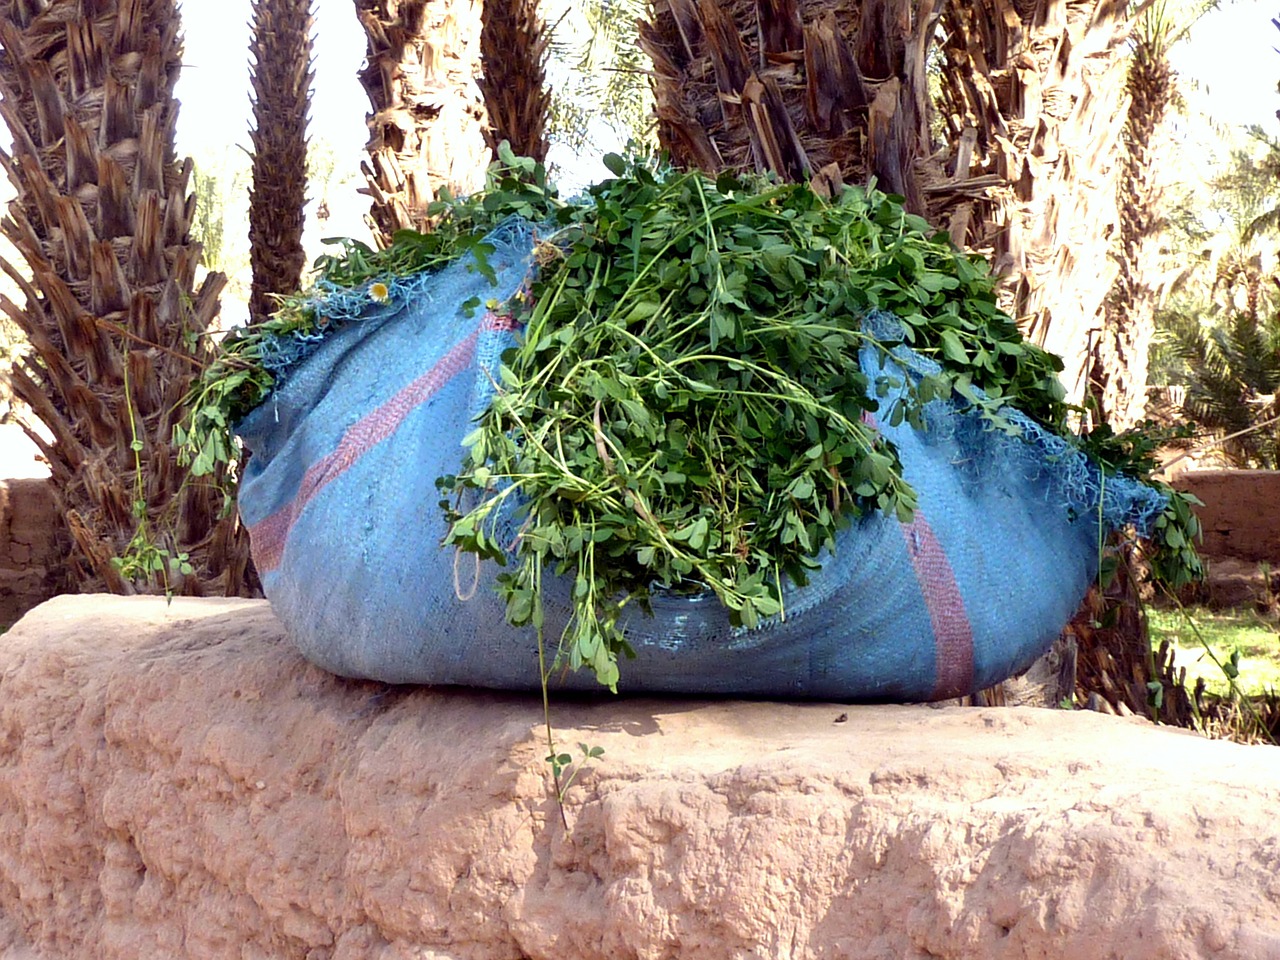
[1173,469,1280,565]
[0,478,62,631]
[3,594,1280,960]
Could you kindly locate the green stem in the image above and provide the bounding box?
[533,560,570,831]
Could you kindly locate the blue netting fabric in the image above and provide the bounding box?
[858,311,1167,538]
[255,217,543,391]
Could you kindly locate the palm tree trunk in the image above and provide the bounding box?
[932,0,1134,409]
[248,0,315,324]
[936,2,1205,716]
[352,0,490,243]
[0,0,255,597]
[479,0,549,162]
[1093,17,1176,430]
[639,0,932,211]
[641,0,1184,713]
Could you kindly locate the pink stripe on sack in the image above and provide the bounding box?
[860,411,974,699]
[249,315,515,574]
[900,513,975,700]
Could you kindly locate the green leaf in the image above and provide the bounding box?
[918,271,960,293]
[939,330,968,365]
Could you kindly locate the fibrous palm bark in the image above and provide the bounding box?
[0,0,254,597]
[639,0,932,209]
[1093,14,1176,429]
[248,0,315,324]
[479,0,549,162]
[933,0,1134,408]
[353,0,489,244]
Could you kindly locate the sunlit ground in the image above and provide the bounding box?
[1149,606,1280,696]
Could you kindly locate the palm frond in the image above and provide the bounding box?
[1176,309,1280,466]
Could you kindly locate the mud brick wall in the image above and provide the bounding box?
[1172,470,1280,565]
[1,479,62,631]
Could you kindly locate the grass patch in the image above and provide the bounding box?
[1148,606,1280,697]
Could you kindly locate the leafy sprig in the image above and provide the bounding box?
[1074,417,1204,590]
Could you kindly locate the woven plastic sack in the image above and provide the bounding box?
[235,221,1166,702]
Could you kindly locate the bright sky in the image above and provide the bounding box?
[176,0,373,258]
[1169,0,1280,136]
[176,0,367,159]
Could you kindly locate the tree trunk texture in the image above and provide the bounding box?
[639,0,933,212]
[1064,543,1196,727]
[0,0,255,598]
[248,0,315,324]
[353,0,489,244]
[934,0,1134,409]
[935,1,1162,719]
[478,0,549,163]
[1028,19,1176,718]
[1091,36,1174,430]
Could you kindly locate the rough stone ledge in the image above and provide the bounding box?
[2,595,1279,960]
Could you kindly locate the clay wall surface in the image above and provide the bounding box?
[0,479,60,631]
[1173,469,1280,564]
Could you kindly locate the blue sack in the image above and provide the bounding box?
[235,221,1165,702]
